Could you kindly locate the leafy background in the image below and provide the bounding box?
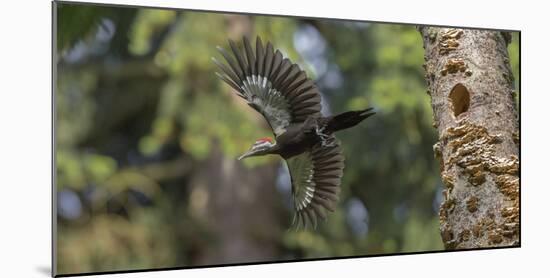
[55,2,519,274]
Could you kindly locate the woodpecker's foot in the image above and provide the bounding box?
[315,125,335,147]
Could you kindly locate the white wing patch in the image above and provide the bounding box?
[241,75,292,136]
[286,152,316,211]
[214,37,323,137]
[285,137,344,229]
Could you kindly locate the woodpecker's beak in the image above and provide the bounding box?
[238,150,255,161]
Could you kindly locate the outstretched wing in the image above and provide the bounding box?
[213,36,322,136]
[285,136,345,229]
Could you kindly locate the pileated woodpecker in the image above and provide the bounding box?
[213,36,375,229]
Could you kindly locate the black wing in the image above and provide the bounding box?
[213,36,322,136]
[285,136,344,229]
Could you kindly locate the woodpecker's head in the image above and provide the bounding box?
[238,137,275,160]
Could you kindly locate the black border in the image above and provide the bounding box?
[52,2,57,277]
[52,1,522,277]
[55,245,517,277]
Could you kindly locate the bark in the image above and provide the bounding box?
[419,27,519,249]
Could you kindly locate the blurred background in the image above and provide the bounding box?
[54,2,520,275]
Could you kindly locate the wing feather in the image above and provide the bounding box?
[279,66,302,93]
[290,91,320,104]
[311,203,327,220]
[229,40,249,76]
[263,42,274,77]
[284,72,309,94]
[292,100,322,111]
[214,36,322,136]
[273,59,292,89]
[214,72,244,97]
[269,50,284,80]
[294,108,320,118]
[256,37,265,76]
[312,196,336,212]
[243,37,256,75]
[212,57,241,85]
[305,208,318,229]
[216,46,244,82]
[285,136,344,229]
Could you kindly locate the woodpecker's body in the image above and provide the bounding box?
[213,36,374,228]
[266,110,375,159]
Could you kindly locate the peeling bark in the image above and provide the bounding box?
[419,27,519,249]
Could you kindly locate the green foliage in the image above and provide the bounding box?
[367,25,432,121]
[57,150,117,189]
[56,4,110,51]
[55,70,97,147]
[508,32,520,103]
[128,9,177,55]
[58,211,178,273]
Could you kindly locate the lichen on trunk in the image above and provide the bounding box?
[419,27,519,249]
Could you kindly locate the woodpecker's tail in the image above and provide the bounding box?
[325,107,375,133]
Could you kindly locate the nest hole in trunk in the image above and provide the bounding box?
[449,83,470,117]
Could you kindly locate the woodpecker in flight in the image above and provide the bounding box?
[213,36,375,229]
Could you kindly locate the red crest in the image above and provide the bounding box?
[256,137,273,144]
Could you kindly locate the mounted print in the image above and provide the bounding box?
[53,1,520,276]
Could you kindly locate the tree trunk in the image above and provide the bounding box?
[186,15,283,265]
[419,27,519,249]
[188,145,282,265]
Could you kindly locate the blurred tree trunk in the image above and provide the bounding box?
[188,145,282,264]
[419,27,519,249]
[186,15,283,265]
